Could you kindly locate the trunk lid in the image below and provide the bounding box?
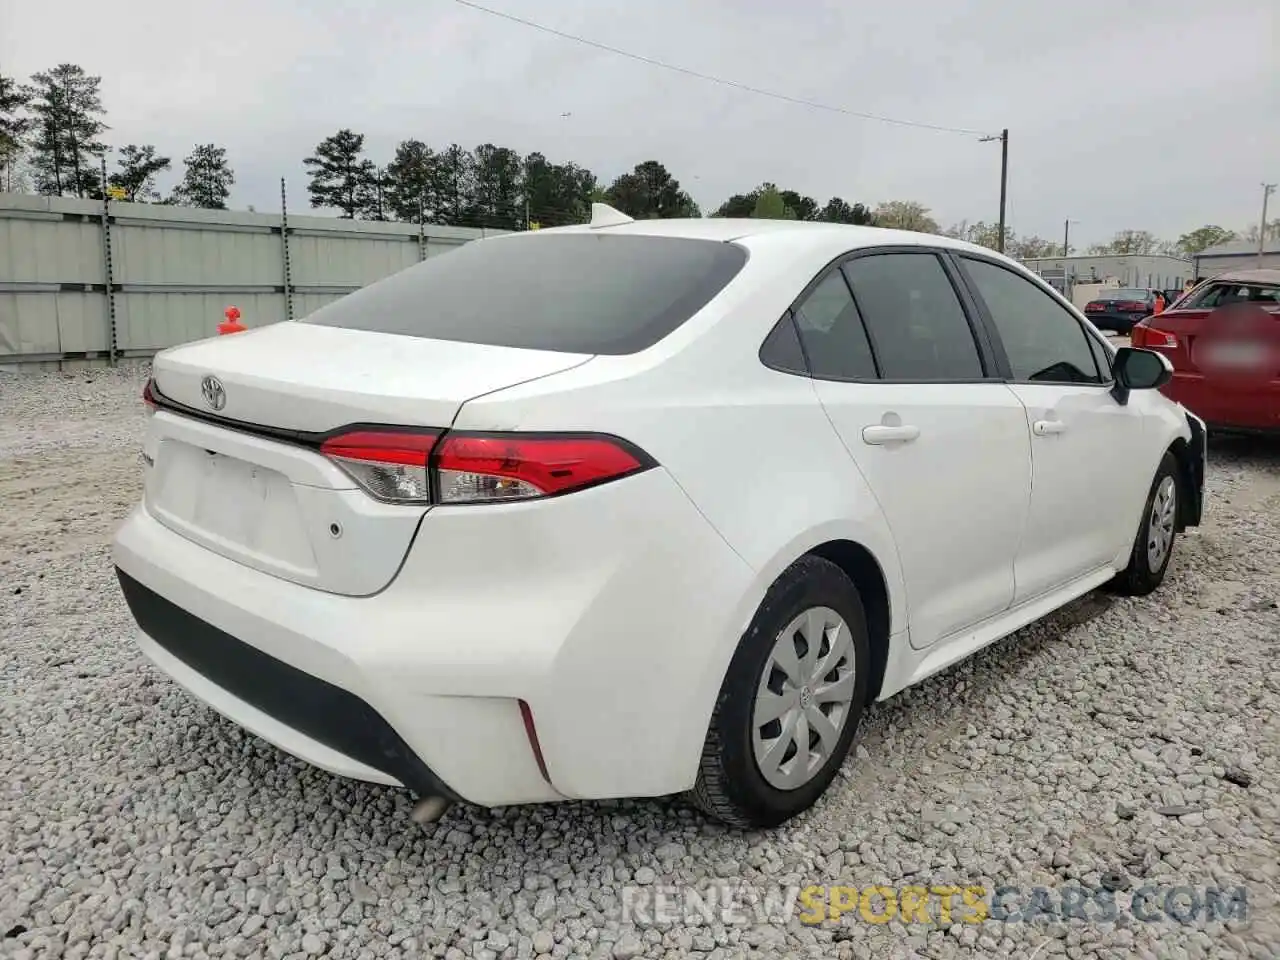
[144,322,592,596]
[1139,308,1211,370]
[152,322,591,432]
[1141,306,1280,373]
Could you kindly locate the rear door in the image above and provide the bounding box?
[794,248,1031,650]
[953,254,1145,599]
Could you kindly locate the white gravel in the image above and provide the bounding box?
[2,364,1278,960]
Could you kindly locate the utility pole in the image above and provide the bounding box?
[1063,219,1071,258]
[1259,183,1276,267]
[980,128,1009,253]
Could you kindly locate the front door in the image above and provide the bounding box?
[955,255,1146,601]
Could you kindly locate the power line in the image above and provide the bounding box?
[450,0,994,138]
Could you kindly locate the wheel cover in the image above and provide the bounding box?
[752,606,857,791]
[1146,475,1177,570]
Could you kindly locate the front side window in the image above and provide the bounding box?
[962,257,1102,384]
[841,253,984,380]
[1085,330,1114,382]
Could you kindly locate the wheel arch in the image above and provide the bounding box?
[805,540,893,704]
[1166,413,1205,530]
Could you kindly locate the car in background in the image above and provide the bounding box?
[113,210,1206,828]
[1132,269,1280,433]
[1082,288,1162,333]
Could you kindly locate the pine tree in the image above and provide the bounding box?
[433,144,474,226]
[108,144,171,202]
[0,71,32,192]
[25,64,108,197]
[304,129,376,218]
[384,139,435,223]
[171,144,234,209]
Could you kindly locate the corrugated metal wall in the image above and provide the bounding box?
[0,192,498,364]
[1022,254,1194,292]
[1194,251,1280,277]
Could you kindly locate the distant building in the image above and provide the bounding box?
[1192,238,1280,278]
[1021,254,1193,295]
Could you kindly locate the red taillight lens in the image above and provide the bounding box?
[319,428,652,505]
[142,379,158,414]
[1085,302,1104,312]
[320,430,439,503]
[1117,301,1145,312]
[433,433,648,504]
[1132,325,1177,349]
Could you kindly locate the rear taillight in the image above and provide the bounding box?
[320,430,438,503]
[436,433,648,504]
[319,429,652,505]
[142,379,158,415]
[1117,301,1146,312]
[1085,302,1104,312]
[1132,324,1177,349]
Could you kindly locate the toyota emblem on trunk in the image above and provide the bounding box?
[200,375,226,411]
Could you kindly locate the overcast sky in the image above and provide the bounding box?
[4,0,1277,246]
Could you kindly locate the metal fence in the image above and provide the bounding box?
[0,191,499,365]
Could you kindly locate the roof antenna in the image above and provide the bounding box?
[589,202,634,229]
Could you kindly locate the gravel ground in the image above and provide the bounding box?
[2,364,1278,960]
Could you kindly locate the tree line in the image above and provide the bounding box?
[3,63,1276,256]
[0,65,234,208]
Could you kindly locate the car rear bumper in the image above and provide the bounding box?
[1162,373,1280,432]
[112,466,757,806]
[117,569,458,797]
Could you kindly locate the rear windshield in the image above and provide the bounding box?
[1094,288,1148,301]
[301,232,748,355]
[1180,281,1280,309]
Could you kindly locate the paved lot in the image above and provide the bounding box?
[1,365,1278,960]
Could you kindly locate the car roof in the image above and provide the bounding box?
[513,216,1008,261]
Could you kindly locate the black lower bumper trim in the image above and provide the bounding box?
[115,568,457,800]
[1181,414,1206,529]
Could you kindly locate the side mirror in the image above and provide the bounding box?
[1111,347,1173,405]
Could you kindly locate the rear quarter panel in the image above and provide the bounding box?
[451,239,911,773]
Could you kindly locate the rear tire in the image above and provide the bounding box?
[1107,452,1180,597]
[689,556,869,828]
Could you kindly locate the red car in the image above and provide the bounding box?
[1131,269,1280,433]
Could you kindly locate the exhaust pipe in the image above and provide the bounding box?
[410,796,451,825]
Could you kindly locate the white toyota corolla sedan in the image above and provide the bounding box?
[113,205,1207,828]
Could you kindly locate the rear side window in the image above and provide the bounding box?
[841,253,985,380]
[792,271,877,380]
[759,315,809,375]
[302,233,748,355]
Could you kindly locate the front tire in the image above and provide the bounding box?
[689,556,869,828]
[1107,452,1180,596]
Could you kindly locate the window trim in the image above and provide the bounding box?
[1083,326,1116,386]
[949,251,1112,388]
[769,245,1005,386]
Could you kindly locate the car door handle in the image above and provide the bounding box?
[862,424,920,445]
[1032,419,1067,436]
